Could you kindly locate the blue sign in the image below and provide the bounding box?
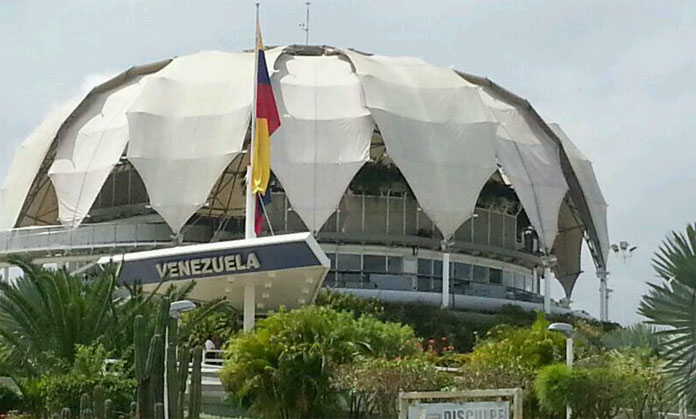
[117,241,321,284]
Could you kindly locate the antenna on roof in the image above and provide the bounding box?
[299,2,310,45]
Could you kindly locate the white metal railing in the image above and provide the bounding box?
[202,349,225,368]
[0,222,211,255]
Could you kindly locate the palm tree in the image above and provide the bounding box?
[0,257,118,375]
[639,223,696,403]
[0,257,234,377]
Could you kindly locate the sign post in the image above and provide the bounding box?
[398,389,523,419]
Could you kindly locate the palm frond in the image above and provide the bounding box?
[640,223,696,403]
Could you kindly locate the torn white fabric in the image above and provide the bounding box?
[49,78,150,227]
[270,54,373,232]
[480,91,568,252]
[550,123,610,264]
[0,99,78,229]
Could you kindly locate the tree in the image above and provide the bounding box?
[535,363,625,419]
[220,306,418,419]
[0,258,118,376]
[457,312,566,418]
[639,223,696,403]
[332,356,452,418]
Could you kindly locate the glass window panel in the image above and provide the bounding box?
[416,210,434,238]
[455,218,473,242]
[473,210,489,245]
[503,271,514,287]
[514,272,525,290]
[473,265,489,283]
[338,272,362,286]
[286,208,308,232]
[453,263,472,280]
[432,279,442,291]
[327,253,336,270]
[130,170,148,204]
[489,212,504,247]
[418,258,432,275]
[404,198,419,236]
[338,254,361,271]
[417,276,432,291]
[525,275,533,292]
[434,260,443,278]
[504,215,517,250]
[387,196,405,235]
[113,171,130,206]
[387,256,403,274]
[489,268,503,285]
[364,196,387,233]
[364,255,386,273]
[339,195,362,234]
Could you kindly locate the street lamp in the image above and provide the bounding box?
[548,322,574,419]
[164,299,196,419]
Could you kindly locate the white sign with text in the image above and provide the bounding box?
[408,401,510,419]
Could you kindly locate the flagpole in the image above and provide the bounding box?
[243,2,260,332]
[245,3,260,241]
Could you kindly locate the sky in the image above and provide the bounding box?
[1,0,694,324]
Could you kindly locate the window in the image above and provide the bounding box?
[327,253,336,270]
[338,254,361,271]
[473,265,489,283]
[514,272,525,290]
[489,268,503,285]
[503,271,514,287]
[434,260,443,277]
[418,258,432,275]
[387,256,403,274]
[453,263,472,280]
[364,255,386,273]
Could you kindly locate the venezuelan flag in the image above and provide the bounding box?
[251,22,280,196]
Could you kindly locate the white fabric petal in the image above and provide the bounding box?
[126,49,282,234]
[344,50,498,239]
[49,79,148,227]
[0,100,78,229]
[550,123,610,263]
[270,55,373,232]
[481,91,569,252]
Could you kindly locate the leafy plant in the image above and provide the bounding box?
[0,258,119,376]
[30,344,135,415]
[639,223,696,403]
[0,384,23,413]
[220,306,417,419]
[333,356,452,418]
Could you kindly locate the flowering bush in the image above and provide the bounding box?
[333,356,452,418]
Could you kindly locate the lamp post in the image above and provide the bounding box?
[164,300,196,419]
[548,322,574,419]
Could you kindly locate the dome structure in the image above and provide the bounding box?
[0,45,608,307]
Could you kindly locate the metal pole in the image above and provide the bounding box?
[243,3,261,331]
[543,262,552,314]
[305,2,310,45]
[599,274,607,322]
[442,252,450,308]
[163,326,169,419]
[243,284,256,332]
[566,336,573,419]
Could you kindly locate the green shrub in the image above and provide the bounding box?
[535,364,626,419]
[31,345,136,415]
[220,306,417,418]
[315,289,384,318]
[0,384,22,413]
[333,356,452,418]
